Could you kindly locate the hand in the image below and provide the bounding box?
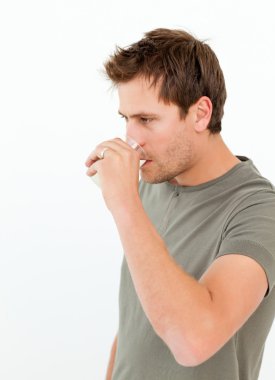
[85,138,141,211]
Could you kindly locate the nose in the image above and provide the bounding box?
[125,121,145,150]
[126,136,145,159]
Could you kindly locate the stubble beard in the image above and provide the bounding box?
[141,136,194,184]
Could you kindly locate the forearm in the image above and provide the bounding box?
[105,334,117,380]
[111,197,214,366]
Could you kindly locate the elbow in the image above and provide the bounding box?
[157,320,218,367]
[171,336,211,367]
[173,342,211,367]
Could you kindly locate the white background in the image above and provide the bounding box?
[0,0,275,379]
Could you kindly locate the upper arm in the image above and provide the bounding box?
[175,190,275,365]
[198,253,268,352]
[193,190,275,362]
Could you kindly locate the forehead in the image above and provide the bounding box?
[117,76,173,115]
[118,76,159,100]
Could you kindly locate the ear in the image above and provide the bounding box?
[194,97,213,133]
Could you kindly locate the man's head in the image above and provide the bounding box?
[103,28,227,185]
[104,28,226,134]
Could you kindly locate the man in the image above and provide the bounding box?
[85,28,275,379]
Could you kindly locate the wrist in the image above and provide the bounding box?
[108,192,142,219]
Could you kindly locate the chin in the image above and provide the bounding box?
[141,162,179,184]
[140,173,169,184]
[140,173,156,184]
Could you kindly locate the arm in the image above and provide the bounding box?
[105,334,117,380]
[111,196,268,367]
[85,140,269,367]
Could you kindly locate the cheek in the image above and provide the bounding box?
[143,133,166,158]
[167,130,194,158]
[146,120,186,157]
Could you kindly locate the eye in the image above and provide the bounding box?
[140,117,152,124]
[120,115,128,122]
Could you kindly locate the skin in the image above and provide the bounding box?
[85,76,268,366]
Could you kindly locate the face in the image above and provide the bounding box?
[118,76,199,184]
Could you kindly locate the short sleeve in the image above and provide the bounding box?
[217,190,275,296]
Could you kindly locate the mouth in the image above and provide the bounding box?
[140,160,152,168]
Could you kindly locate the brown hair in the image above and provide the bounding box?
[104,28,227,133]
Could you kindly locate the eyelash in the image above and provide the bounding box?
[140,117,152,124]
[120,115,152,124]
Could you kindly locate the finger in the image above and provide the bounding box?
[85,150,99,167]
[110,138,144,158]
[85,146,111,167]
[86,161,99,177]
[85,139,131,167]
[97,138,131,154]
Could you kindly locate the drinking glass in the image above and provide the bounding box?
[90,136,145,188]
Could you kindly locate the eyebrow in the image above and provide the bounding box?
[118,110,159,118]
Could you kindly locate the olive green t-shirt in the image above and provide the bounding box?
[112,156,275,380]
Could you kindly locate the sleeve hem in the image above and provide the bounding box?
[217,238,275,297]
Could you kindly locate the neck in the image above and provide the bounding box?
[170,134,241,187]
